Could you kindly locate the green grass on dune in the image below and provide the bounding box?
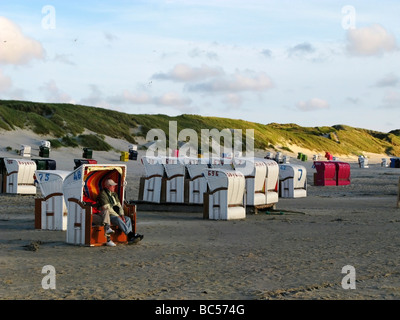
[0,99,398,156]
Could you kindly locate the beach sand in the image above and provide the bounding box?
[1,129,400,300]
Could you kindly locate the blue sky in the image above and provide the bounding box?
[0,1,399,132]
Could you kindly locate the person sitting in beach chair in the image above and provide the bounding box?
[83,191,116,246]
[97,178,143,246]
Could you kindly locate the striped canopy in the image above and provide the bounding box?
[82,166,125,203]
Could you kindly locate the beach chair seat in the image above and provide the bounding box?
[2,158,37,195]
[335,161,351,186]
[184,158,208,204]
[138,156,164,203]
[67,198,136,246]
[34,170,71,231]
[313,161,336,186]
[279,164,307,198]
[35,193,68,231]
[162,157,185,203]
[234,158,270,206]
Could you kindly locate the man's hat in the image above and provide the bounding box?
[105,179,118,187]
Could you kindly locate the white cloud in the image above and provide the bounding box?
[188,47,219,60]
[106,90,152,107]
[346,97,360,105]
[39,80,74,104]
[188,70,273,93]
[0,69,12,92]
[80,85,110,107]
[104,31,119,42]
[296,98,329,111]
[154,92,192,107]
[5,88,26,100]
[260,49,272,58]
[380,90,400,109]
[121,90,152,104]
[53,54,76,66]
[222,93,242,108]
[288,42,315,57]
[346,24,397,56]
[152,63,224,82]
[375,73,399,87]
[0,17,45,65]
[0,68,27,99]
[106,89,193,112]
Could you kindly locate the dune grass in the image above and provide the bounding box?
[0,99,399,156]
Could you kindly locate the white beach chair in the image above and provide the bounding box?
[183,157,208,204]
[279,164,307,198]
[204,168,246,220]
[139,156,164,203]
[34,170,71,230]
[162,157,185,203]
[3,158,36,195]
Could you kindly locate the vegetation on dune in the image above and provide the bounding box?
[0,99,399,156]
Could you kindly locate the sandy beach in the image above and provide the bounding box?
[1,129,400,300]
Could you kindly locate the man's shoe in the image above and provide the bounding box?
[106,240,116,247]
[106,227,115,235]
[134,233,144,240]
[128,233,143,244]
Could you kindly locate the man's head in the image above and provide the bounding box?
[104,179,117,191]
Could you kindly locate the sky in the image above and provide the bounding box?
[0,0,399,133]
